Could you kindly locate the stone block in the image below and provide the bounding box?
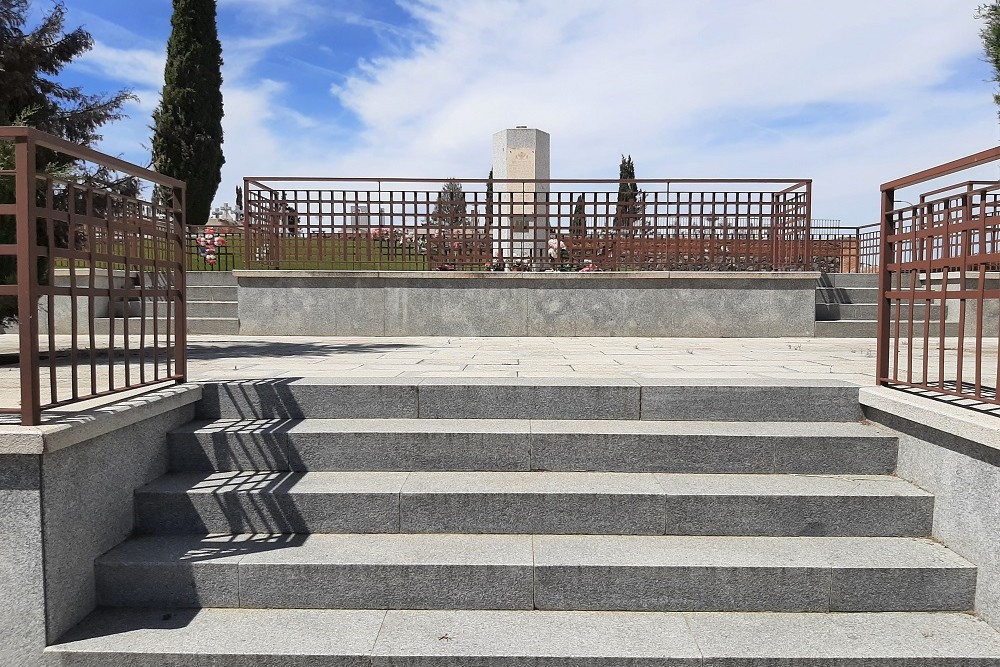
[372,609,702,665]
[286,419,531,472]
[399,471,665,534]
[135,471,407,534]
[657,473,933,537]
[416,378,641,420]
[639,380,863,421]
[238,534,533,610]
[196,379,419,419]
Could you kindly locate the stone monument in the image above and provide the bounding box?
[491,127,550,268]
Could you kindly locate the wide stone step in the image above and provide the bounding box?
[186,271,238,287]
[187,316,240,336]
[95,534,975,612]
[815,286,879,304]
[816,302,941,321]
[168,418,899,474]
[134,471,933,537]
[819,273,880,288]
[195,378,864,422]
[185,285,237,301]
[48,608,1000,666]
[815,320,963,338]
[187,300,238,319]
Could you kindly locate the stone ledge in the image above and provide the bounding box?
[0,383,201,455]
[859,386,1000,461]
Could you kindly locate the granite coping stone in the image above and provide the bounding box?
[235,270,820,282]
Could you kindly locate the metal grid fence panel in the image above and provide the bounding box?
[879,152,1000,410]
[0,127,186,424]
[241,177,824,272]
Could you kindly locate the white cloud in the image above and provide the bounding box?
[77,0,1000,226]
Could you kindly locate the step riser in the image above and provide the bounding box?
[135,492,933,537]
[187,318,240,336]
[819,273,879,288]
[168,431,898,475]
[185,286,237,301]
[196,382,863,421]
[187,301,238,319]
[816,287,879,304]
[186,271,238,287]
[96,562,974,613]
[815,321,963,337]
[816,303,941,321]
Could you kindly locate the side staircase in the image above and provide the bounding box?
[48,379,1000,664]
[186,271,239,335]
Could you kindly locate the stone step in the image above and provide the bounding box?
[815,320,963,338]
[186,271,238,287]
[48,608,1000,666]
[187,317,240,336]
[819,273,880,288]
[815,302,942,322]
[816,319,878,337]
[168,418,899,474]
[187,300,238,319]
[815,286,879,304]
[134,471,933,537]
[195,378,864,422]
[94,533,975,612]
[185,285,237,301]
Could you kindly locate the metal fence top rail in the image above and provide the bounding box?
[881,145,1000,192]
[245,176,812,186]
[0,126,185,189]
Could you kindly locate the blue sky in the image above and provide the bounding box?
[47,0,1000,223]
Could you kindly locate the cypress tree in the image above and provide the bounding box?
[152,0,225,226]
[569,194,587,236]
[978,2,1000,119]
[614,155,640,231]
[429,179,469,226]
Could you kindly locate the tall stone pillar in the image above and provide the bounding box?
[492,127,550,268]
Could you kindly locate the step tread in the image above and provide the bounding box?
[49,609,1000,664]
[99,533,971,570]
[139,471,927,498]
[171,418,894,438]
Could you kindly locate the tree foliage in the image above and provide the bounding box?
[614,154,644,232]
[428,179,469,226]
[978,2,1000,117]
[569,194,587,236]
[0,1,135,324]
[0,0,135,154]
[152,0,225,226]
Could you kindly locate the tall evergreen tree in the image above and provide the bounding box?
[569,194,587,236]
[152,0,225,226]
[428,179,468,226]
[978,2,1000,119]
[613,154,642,232]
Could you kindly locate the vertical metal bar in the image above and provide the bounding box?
[174,184,187,382]
[15,133,40,424]
[876,187,894,386]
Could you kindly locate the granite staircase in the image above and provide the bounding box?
[186,271,239,336]
[48,379,1000,665]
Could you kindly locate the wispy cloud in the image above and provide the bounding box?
[70,0,1000,225]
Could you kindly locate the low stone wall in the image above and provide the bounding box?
[0,385,200,666]
[861,387,1000,629]
[234,271,819,337]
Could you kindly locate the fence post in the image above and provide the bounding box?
[15,132,40,425]
[174,184,187,382]
[243,178,252,270]
[875,186,894,387]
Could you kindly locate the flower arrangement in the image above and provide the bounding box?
[196,226,227,265]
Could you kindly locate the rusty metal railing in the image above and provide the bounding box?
[0,127,186,425]
[810,222,880,274]
[242,177,817,272]
[878,148,1000,409]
